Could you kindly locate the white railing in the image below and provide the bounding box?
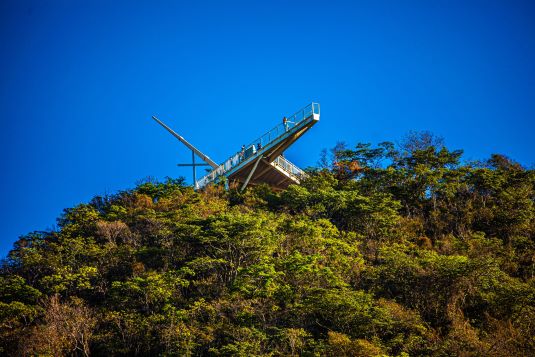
[197,102,319,188]
[271,156,307,181]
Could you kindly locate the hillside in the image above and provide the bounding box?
[1,134,534,356]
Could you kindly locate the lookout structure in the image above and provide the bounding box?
[152,102,320,191]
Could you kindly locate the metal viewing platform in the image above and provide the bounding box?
[153,102,320,191]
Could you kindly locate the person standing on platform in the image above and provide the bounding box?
[283,116,288,131]
[240,145,245,161]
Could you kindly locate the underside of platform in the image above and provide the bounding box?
[228,157,299,190]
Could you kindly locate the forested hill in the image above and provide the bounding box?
[1,134,534,356]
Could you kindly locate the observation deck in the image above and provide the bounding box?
[197,102,320,190]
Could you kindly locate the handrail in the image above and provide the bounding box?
[271,156,307,181]
[197,102,319,188]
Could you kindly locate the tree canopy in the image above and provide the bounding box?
[1,133,534,356]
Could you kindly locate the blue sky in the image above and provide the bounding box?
[1,0,534,256]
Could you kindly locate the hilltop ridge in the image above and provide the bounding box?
[1,133,534,356]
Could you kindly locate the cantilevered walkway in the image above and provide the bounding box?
[197,102,320,190]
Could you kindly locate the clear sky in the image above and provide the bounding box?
[1,0,534,256]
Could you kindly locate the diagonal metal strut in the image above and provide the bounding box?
[152,116,218,169]
[240,156,263,192]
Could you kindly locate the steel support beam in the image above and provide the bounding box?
[152,116,218,168]
[240,156,263,192]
